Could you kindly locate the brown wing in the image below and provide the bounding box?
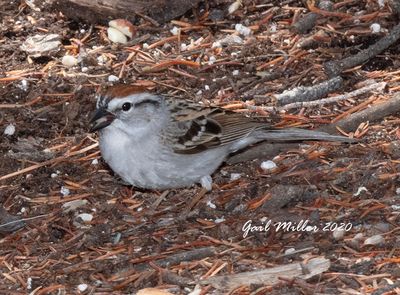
[170,104,265,154]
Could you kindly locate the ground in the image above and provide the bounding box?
[0,0,400,294]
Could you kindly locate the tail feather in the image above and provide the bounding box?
[255,128,356,143]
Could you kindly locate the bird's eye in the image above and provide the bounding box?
[122,102,132,111]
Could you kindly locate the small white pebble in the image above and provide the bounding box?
[364,234,384,246]
[60,186,70,197]
[170,26,180,35]
[370,23,381,33]
[396,187,400,195]
[62,55,78,67]
[180,43,187,51]
[204,85,210,90]
[260,160,277,171]
[77,213,93,222]
[108,75,119,82]
[27,277,32,290]
[4,124,16,136]
[230,173,241,181]
[80,29,86,34]
[19,79,29,91]
[107,27,127,44]
[81,66,88,72]
[353,186,368,196]
[77,283,88,292]
[214,216,225,223]
[142,43,149,49]
[91,159,99,165]
[51,173,58,178]
[232,69,239,76]
[235,23,252,36]
[208,55,216,65]
[20,207,26,213]
[207,200,216,209]
[196,90,203,96]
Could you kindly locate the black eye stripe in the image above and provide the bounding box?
[134,99,160,108]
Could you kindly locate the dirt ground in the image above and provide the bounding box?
[1,0,400,294]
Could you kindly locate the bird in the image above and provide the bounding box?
[90,84,353,191]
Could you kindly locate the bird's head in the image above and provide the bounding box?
[90,84,166,135]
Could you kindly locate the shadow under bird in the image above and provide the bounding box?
[90,84,354,190]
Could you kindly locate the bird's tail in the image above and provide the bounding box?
[255,128,356,143]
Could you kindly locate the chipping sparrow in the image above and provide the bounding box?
[90,85,353,190]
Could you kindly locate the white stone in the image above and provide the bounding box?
[77,284,88,292]
[180,43,187,51]
[27,277,32,290]
[60,186,70,197]
[370,23,381,33]
[19,79,29,91]
[77,213,93,222]
[108,75,119,82]
[235,23,252,36]
[208,55,216,65]
[214,216,225,223]
[4,124,15,136]
[230,173,241,181]
[260,160,277,171]
[353,186,368,196]
[62,55,78,67]
[232,70,239,76]
[170,26,180,35]
[206,200,216,209]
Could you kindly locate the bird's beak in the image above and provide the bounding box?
[89,107,115,132]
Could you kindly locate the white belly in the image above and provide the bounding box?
[99,127,227,189]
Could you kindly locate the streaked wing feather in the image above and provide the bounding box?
[168,101,266,154]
